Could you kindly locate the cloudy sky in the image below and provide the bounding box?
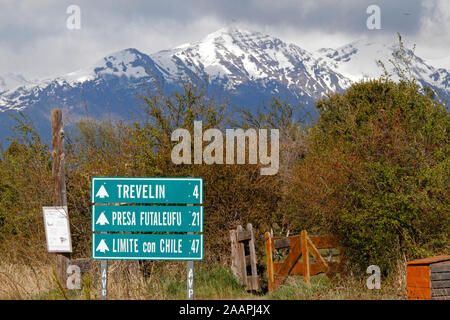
[1,0,449,80]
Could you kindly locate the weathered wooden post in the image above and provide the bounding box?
[236,225,249,288]
[230,224,260,291]
[301,230,310,284]
[265,232,274,292]
[230,229,242,282]
[51,109,71,288]
[247,223,259,290]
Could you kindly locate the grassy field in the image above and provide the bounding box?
[0,260,406,300]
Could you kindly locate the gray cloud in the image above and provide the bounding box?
[0,0,448,79]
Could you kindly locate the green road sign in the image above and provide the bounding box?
[92,233,203,260]
[91,177,202,204]
[92,205,203,232]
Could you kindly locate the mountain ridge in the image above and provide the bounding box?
[0,27,448,143]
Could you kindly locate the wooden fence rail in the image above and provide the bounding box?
[265,230,344,292]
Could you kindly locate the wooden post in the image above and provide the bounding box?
[236,225,248,288]
[247,224,257,290]
[265,232,274,292]
[51,109,70,288]
[230,229,242,283]
[247,223,259,291]
[301,230,310,284]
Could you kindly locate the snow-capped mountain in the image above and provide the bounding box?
[151,28,351,100]
[317,39,449,96]
[0,28,448,142]
[0,48,164,113]
[0,73,36,93]
[0,28,355,116]
[0,48,166,141]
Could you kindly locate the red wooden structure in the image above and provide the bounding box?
[406,255,450,300]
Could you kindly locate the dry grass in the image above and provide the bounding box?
[0,260,147,300]
[0,259,251,300]
[0,258,407,300]
[267,274,406,300]
[0,262,54,299]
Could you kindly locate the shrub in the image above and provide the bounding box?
[285,79,449,274]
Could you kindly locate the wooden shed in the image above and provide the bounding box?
[406,255,450,300]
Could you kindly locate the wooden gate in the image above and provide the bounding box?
[265,230,344,292]
[230,224,260,291]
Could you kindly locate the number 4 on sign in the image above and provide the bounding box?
[193,185,199,199]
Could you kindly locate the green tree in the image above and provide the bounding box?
[0,114,52,258]
[286,78,449,274]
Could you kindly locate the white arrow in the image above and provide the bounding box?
[96,185,109,199]
[96,239,109,253]
[96,212,109,225]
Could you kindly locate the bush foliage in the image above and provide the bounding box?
[283,79,449,273]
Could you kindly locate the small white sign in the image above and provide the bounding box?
[43,206,72,253]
